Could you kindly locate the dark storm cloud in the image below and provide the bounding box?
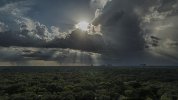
[0,31,43,47]
[92,0,147,53]
[0,22,8,32]
[140,0,178,59]
[46,29,105,51]
[92,0,178,60]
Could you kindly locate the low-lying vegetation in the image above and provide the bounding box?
[0,67,178,100]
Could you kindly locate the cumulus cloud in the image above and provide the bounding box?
[0,1,32,30]
[0,1,105,51]
[50,26,69,39]
[0,0,72,45]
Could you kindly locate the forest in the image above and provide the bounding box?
[0,66,178,100]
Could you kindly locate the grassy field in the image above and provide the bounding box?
[0,66,178,100]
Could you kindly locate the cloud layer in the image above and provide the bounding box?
[0,0,178,65]
[92,0,178,59]
[0,0,104,51]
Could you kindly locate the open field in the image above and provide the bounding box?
[0,66,178,100]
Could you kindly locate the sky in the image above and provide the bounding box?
[0,0,178,66]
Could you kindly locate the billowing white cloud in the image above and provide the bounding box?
[50,26,69,39]
[90,0,112,35]
[94,8,102,18]
[0,1,71,41]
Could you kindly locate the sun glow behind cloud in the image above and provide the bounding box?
[75,21,89,31]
